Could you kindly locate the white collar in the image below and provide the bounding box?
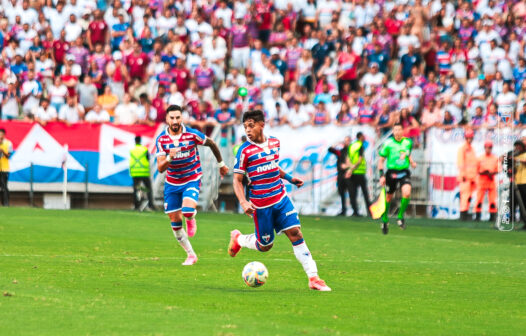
[248,135,268,148]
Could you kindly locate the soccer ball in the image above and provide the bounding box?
[242,261,268,287]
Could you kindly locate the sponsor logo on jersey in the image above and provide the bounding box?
[256,161,278,173]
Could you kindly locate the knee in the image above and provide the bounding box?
[182,206,196,218]
[287,228,303,242]
[257,242,273,252]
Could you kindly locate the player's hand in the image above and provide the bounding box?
[241,200,255,217]
[219,165,229,177]
[411,161,417,168]
[345,170,352,178]
[291,177,304,187]
[169,147,180,157]
[379,176,386,186]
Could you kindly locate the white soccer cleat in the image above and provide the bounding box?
[182,254,198,266]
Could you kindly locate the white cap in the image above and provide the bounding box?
[270,47,280,55]
[235,13,244,19]
[226,74,234,80]
[66,54,75,61]
[113,51,123,60]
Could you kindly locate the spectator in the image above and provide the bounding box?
[136,93,156,126]
[34,97,58,126]
[20,70,42,117]
[114,93,138,125]
[78,75,98,111]
[48,76,68,113]
[106,51,129,100]
[97,85,119,118]
[1,77,19,120]
[85,104,110,123]
[59,94,85,124]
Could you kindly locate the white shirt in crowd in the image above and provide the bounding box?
[168,92,185,106]
[496,92,517,115]
[59,104,85,123]
[136,105,157,121]
[35,105,58,122]
[288,107,311,128]
[85,109,110,123]
[114,102,138,125]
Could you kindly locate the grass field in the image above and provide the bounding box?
[0,208,525,335]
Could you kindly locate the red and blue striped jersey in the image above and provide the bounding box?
[155,125,206,186]
[233,136,286,209]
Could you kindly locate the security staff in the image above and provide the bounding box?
[346,132,371,217]
[475,141,499,221]
[130,135,155,210]
[0,128,13,206]
[457,129,478,220]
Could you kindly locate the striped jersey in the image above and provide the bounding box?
[155,125,206,186]
[233,136,286,208]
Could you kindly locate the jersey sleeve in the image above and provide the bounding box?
[155,136,166,157]
[191,128,207,145]
[233,146,248,175]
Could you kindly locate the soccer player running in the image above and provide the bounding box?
[228,110,331,291]
[378,123,417,234]
[157,105,229,265]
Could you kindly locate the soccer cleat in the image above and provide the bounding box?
[309,276,332,291]
[182,254,198,266]
[228,230,242,257]
[397,218,406,230]
[381,222,389,235]
[186,218,197,237]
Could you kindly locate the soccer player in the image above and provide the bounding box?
[378,123,417,234]
[156,105,229,265]
[228,110,331,291]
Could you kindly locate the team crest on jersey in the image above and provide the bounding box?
[164,202,168,210]
[262,234,271,243]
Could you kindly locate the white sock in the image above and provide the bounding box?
[293,242,318,278]
[237,233,258,250]
[173,229,195,256]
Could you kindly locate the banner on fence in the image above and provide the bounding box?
[0,121,161,186]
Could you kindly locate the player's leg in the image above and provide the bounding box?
[381,171,397,234]
[276,197,330,291]
[228,207,274,257]
[397,182,411,229]
[181,181,200,237]
[165,185,197,265]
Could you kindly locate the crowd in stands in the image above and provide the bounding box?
[1,0,526,144]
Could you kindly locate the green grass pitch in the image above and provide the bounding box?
[0,208,525,335]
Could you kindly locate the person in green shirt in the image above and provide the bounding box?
[345,132,371,217]
[378,123,417,234]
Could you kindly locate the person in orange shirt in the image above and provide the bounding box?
[475,141,499,221]
[457,129,478,220]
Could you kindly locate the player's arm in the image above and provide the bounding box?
[279,167,303,187]
[157,155,170,173]
[408,154,417,168]
[234,172,255,216]
[203,137,229,177]
[378,156,386,186]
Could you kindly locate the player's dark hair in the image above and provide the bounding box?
[135,135,141,144]
[166,105,183,115]
[242,110,265,123]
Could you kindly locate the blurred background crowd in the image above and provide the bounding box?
[1,0,526,145]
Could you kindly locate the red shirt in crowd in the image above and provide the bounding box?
[338,51,360,80]
[172,67,190,93]
[61,74,78,96]
[385,18,403,36]
[256,1,274,30]
[88,20,108,46]
[126,52,149,80]
[53,39,70,64]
